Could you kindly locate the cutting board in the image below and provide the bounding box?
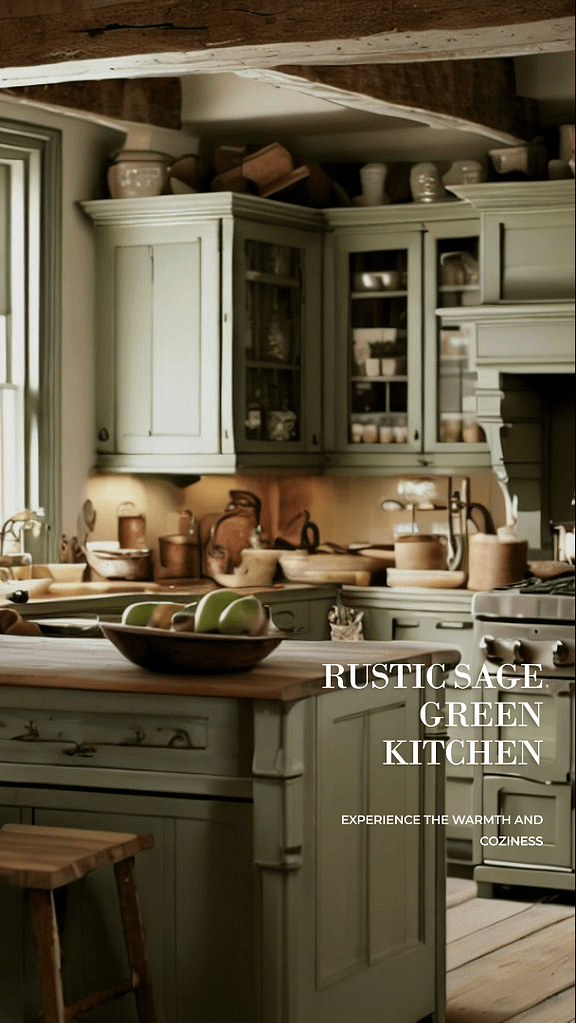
[45,581,163,597]
[386,569,467,589]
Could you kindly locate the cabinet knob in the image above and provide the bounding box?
[98,427,110,442]
[552,639,573,667]
[480,634,502,664]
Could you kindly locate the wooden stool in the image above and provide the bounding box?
[0,823,157,1023]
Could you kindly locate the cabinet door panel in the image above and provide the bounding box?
[115,245,153,447]
[11,792,256,1023]
[116,229,220,455]
[482,777,572,868]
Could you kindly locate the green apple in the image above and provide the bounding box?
[218,595,268,636]
[121,602,159,627]
[194,590,239,633]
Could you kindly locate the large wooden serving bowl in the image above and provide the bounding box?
[101,622,283,674]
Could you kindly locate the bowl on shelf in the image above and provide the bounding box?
[101,622,283,674]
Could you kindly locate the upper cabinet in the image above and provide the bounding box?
[449,180,575,304]
[83,182,574,478]
[323,203,490,473]
[81,194,323,475]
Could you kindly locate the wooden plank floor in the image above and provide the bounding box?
[446,879,575,1023]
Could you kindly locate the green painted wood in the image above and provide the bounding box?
[83,194,323,474]
[482,778,573,869]
[0,658,447,1022]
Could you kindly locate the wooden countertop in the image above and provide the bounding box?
[0,637,461,701]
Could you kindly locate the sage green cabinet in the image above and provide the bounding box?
[449,180,575,304]
[340,586,478,864]
[82,194,323,475]
[323,202,490,473]
[0,661,447,1023]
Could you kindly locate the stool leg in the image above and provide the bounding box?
[28,889,66,1023]
[114,857,157,1023]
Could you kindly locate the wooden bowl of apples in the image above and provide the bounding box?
[100,590,283,674]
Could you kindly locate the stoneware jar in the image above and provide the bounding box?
[107,150,173,198]
[394,534,448,571]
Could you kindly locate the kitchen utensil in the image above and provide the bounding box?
[359,163,388,206]
[201,491,262,577]
[273,511,320,552]
[409,162,448,203]
[394,534,448,571]
[467,533,528,591]
[83,542,153,581]
[210,548,280,588]
[442,160,484,186]
[117,502,147,548]
[158,535,201,579]
[101,621,283,674]
[552,523,575,564]
[107,150,173,198]
[0,577,52,599]
[81,499,96,545]
[386,568,467,589]
[278,551,383,584]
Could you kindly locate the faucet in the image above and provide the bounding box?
[0,510,47,570]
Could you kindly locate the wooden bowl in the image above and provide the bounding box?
[278,550,383,584]
[101,622,283,674]
[84,543,153,581]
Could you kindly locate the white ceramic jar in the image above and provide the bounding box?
[107,150,173,198]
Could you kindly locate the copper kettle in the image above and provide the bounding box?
[201,490,263,578]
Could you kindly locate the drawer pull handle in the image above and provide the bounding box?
[63,743,97,758]
[436,621,473,630]
[167,729,193,749]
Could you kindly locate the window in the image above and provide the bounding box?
[0,119,60,557]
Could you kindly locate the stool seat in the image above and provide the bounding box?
[0,823,154,889]
[0,823,156,1022]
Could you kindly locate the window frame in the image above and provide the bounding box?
[0,117,61,559]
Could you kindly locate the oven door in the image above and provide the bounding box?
[482,776,573,869]
[482,677,573,784]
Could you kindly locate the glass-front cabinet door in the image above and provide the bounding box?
[332,230,422,462]
[423,219,488,458]
[233,220,322,462]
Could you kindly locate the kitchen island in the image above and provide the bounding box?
[0,637,459,1023]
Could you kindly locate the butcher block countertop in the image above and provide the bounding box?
[0,637,460,702]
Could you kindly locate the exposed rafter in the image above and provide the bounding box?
[0,2,573,87]
[1,78,182,130]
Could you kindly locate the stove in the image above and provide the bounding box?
[471,572,575,896]
[472,573,575,625]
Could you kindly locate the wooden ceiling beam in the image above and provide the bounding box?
[1,78,182,129]
[0,2,573,86]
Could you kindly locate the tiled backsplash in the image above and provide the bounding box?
[84,471,506,562]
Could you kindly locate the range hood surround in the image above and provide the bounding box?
[440,301,575,549]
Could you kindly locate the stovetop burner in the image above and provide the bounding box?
[472,570,575,623]
[497,573,575,596]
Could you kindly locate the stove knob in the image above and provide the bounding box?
[513,639,526,666]
[480,635,502,664]
[552,640,573,667]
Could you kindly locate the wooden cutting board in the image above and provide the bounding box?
[46,581,163,597]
